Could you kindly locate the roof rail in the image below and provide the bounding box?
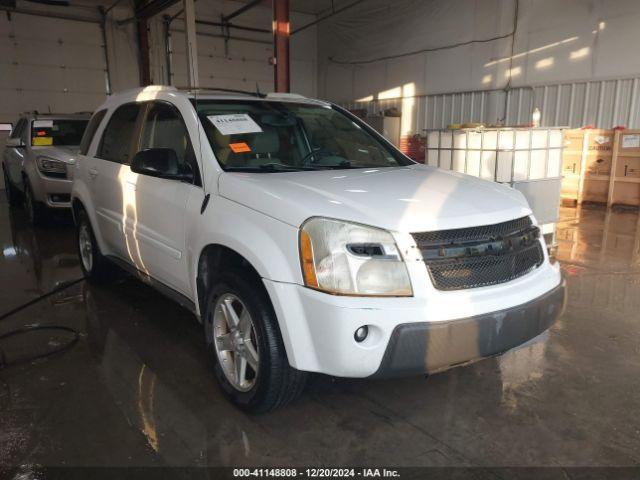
[175,86,266,98]
[266,92,307,100]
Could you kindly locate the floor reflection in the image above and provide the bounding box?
[556,205,640,272]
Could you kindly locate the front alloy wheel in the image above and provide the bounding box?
[3,169,20,207]
[24,182,43,225]
[205,270,307,412]
[212,293,260,392]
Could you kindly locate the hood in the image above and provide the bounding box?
[32,145,80,164]
[218,164,532,233]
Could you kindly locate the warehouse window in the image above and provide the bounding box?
[80,109,107,155]
[98,103,141,164]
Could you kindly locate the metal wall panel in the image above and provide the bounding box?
[344,77,640,134]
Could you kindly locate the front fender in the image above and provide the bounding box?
[190,195,303,294]
[189,196,305,363]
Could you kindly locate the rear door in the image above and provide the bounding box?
[92,103,144,259]
[124,100,201,295]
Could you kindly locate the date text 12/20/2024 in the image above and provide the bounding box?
[233,468,400,478]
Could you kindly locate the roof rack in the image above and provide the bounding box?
[175,86,266,98]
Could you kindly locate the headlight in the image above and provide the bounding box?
[37,156,66,175]
[299,217,412,296]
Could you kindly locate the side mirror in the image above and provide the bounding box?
[130,148,193,182]
[6,138,25,148]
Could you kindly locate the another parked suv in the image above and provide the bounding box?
[3,113,90,224]
[71,86,565,412]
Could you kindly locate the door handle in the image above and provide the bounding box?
[88,168,98,179]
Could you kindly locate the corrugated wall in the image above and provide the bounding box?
[343,76,640,133]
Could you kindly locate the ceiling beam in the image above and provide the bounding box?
[222,0,263,23]
[136,0,180,19]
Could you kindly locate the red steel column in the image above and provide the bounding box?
[272,0,290,92]
[137,18,152,86]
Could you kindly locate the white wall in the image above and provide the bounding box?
[317,0,640,128]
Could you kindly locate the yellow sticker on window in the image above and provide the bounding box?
[32,137,53,146]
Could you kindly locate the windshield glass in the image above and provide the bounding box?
[31,119,88,147]
[192,100,413,172]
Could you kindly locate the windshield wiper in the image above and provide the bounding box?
[300,148,342,164]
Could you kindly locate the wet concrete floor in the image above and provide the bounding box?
[0,197,639,470]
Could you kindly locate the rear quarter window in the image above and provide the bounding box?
[79,109,107,155]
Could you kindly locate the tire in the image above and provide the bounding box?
[23,179,45,226]
[3,168,21,207]
[76,209,116,283]
[204,269,307,413]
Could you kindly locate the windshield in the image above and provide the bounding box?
[192,100,413,172]
[30,119,88,147]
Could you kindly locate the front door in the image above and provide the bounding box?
[123,101,201,295]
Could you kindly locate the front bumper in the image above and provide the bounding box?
[29,170,72,208]
[263,262,565,378]
[371,280,566,378]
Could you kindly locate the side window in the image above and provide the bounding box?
[139,101,201,185]
[79,109,107,155]
[98,103,141,163]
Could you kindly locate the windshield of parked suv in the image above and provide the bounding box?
[30,119,88,147]
[192,100,413,172]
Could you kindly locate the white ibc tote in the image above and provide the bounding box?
[425,127,566,245]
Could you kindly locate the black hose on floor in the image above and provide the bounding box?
[0,278,84,369]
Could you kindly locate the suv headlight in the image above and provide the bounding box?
[37,156,66,175]
[299,217,412,296]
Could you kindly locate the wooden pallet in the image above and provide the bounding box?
[608,129,640,207]
[561,129,621,206]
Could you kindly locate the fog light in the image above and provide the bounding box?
[354,325,369,343]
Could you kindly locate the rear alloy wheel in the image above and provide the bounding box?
[78,221,94,273]
[205,270,307,413]
[76,209,116,283]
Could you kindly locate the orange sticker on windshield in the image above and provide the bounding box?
[229,142,251,153]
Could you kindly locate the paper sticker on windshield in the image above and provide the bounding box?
[33,120,53,128]
[207,114,262,136]
[32,137,53,146]
[229,142,251,153]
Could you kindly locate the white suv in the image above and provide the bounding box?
[71,86,565,412]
